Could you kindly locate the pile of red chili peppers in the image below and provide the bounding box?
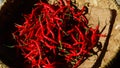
[13,0,104,68]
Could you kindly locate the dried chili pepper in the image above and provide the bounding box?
[13,0,105,68]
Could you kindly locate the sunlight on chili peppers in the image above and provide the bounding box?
[13,0,105,68]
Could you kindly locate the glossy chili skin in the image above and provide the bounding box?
[13,0,104,68]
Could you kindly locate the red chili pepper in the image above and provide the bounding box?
[58,28,61,42]
[46,19,55,39]
[73,58,82,68]
[90,25,99,47]
[81,15,88,24]
[44,41,56,50]
[43,63,56,68]
[53,6,67,16]
[75,26,85,41]
[43,35,58,44]
[73,42,83,46]
[74,6,85,16]
[62,42,72,49]
[41,2,55,12]
[67,28,74,34]
[25,50,36,58]
[70,50,77,56]
[71,34,78,43]
[13,0,104,68]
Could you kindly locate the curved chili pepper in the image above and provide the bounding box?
[13,0,104,68]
